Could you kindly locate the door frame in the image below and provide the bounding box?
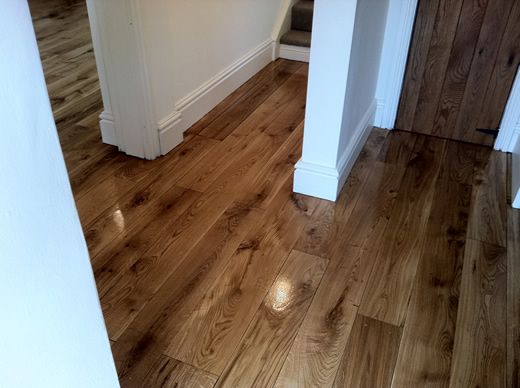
[376,0,520,153]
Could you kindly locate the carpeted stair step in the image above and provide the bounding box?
[291,0,314,32]
[280,30,312,48]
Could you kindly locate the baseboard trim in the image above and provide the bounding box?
[158,39,275,155]
[294,100,377,201]
[99,111,117,146]
[512,130,520,209]
[279,44,310,63]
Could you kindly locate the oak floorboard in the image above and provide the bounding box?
[84,136,219,257]
[165,183,319,375]
[294,128,390,258]
[332,314,402,388]
[507,208,520,388]
[199,60,303,140]
[468,150,508,247]
[449,239,507,387]
[142,356,218,388]
[274,245,360,388]
[215,250,328,388]
[179,68,308,193]
[359,136,447,326]
[391,178,471,387]
[110,181,300,386]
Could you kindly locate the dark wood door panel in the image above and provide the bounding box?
[396,0,519,146]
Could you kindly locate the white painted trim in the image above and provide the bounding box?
[495,69,520,152]
[279,44,310,63]
[98,111,117,146]
[512,130,520,209]
[128,0,161,159]
[374,0,418,129]
[158,39,275,154]
[294,99,377,201]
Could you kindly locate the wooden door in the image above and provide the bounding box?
[396,0,520,146]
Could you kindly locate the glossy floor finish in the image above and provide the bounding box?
[31,1,519,387]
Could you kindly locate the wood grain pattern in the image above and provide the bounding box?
[332,315,402,388]
[412,0,464,134]
[449,239,507,387]
[392,178,471,387]
[395,0,440,129]
[478,1,520,130]
[215,250,327,387]
[142,356,217,388]
[468,150,508,247]
[275,245,360,388]
[507,208,520,388]
[359,136,447,325]
[397,0,518,145]
[166,185,318,374]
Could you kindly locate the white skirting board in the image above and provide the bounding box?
[294,100,377,201]
[99,111,117,146]
[512,130,520,209]
[278,44,310,63]
[158,39,275,155]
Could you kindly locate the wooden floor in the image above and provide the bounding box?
[31,1,519,387]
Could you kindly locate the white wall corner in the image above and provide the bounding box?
[158,39,275,155]
[294,100,376,201]
[374,0,418,129]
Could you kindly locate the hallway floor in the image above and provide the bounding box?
[32,2,518,387]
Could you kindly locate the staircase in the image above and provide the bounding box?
[279,0,313,62]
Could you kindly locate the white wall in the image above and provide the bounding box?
[88,0,284,158]
[140,0,283,154]
[0,2,119,387]
[294,0,389,201]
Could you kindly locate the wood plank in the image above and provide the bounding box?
[332,315,402,388]
[507,208,520,388]
[392,178,472,387]
[359,136,447,325]
[178,68,308,193]
[199,60,303,140]
[342,161,405,248]
[142,356,218,388]
[478,1,520,130]
[84,136,219,257]
[468,150,507,247]
[165,185,319,374]
[294,128,390,258]
[185,60,292,138]
[92,187,201,296]
[438,141,478,185]
[376,130,418,167]
[454,0,514,145]
[274,245,360,387]
[412,0,464,134]
[431,0,489,139]
[395,0,441,130]
[100,191,240,339]
[449,239,507,387]
[109,180,302,386]
[215,250,328,387]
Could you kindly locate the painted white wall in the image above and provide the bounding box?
[0,2,119,387]
[88,0,284,158]
[294,0,389,201]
